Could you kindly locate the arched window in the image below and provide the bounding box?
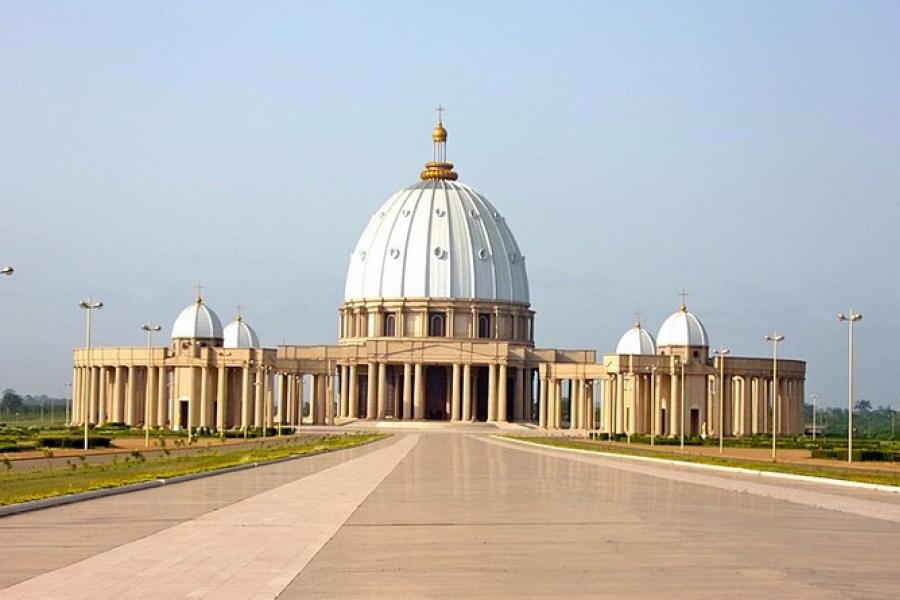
[478,314,491,338]
[383,313,396,337]
[428,312,446,337]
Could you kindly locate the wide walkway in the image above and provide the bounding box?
[2,430,900,598]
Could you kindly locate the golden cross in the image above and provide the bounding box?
[634,311,642,326]
[236,303,244,318]
[194,280,204,302]
[435,104,445,123]
[678,289,689,307]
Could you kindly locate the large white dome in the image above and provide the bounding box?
[223,316,259,348]
[344,179,530,303]
[171,299,223,340]
[615,324,657,355]
[657,306,709,347]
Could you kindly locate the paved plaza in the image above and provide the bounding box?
[2,430,900,598]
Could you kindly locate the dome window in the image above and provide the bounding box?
[389,247,400,259]
[402,209,411,217]
[510,252,519,263]
[428,312,446,337]
[435,207,446,217]
[469,208,479,218]
[478,248,489,260]
[478,314,492,338]
[433,246,447,259]
[383,313,396,337]
[359,251,366,261]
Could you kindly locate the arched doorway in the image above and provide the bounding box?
[424,366,448,419]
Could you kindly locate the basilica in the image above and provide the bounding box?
[71,117,806,438]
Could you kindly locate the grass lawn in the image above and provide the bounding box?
[505,436,900,487]
[0,433,387,506]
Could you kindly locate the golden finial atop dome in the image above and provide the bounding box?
[432,123,447,143]
[421,105,458,181]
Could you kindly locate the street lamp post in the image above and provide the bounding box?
[674,356,685,449]
[765,332,784,462]
[713,348,730,454]
[79,299,104,451]
[64,382,72,425]
[811,393,819,441]
[141,324,161,448]
[838,310,862,463]
[650,365,658,447]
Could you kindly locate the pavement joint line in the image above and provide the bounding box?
[494,436,900,495]
[0,437,386,519]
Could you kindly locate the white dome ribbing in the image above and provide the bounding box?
[344,179,530,303]
[657,306,709,347]
[171,299,223,340]
[223,316,259,348]
[615,324,657,355]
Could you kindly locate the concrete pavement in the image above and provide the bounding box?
[2,429,900,598]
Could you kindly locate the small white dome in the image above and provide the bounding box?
[344,179,530,304]
[615,324,657,355]
[171,299,223,340]
[223,316,260,348]
[657,306,709,347]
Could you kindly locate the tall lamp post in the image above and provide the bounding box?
[649,365,658,447]
[713,348,730,454]
[141,324,161,448]
[838,310,862,463]
[810,393,819,441]
[64,382,72,425]
[765,332,784,462]
[79,299,103,451]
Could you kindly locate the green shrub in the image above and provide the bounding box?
[38,435,112,449]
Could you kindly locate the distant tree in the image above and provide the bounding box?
[0,389,24,413]
[855,399,872,412]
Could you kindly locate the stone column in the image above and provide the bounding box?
[198,367,209,428]
[297,374,305,424]
[339,366,349,419]
[615,374,625,434]
[97,367,108,425]
[240,366,250,430]
[413,363,424,420]
[252,369,263,429]
[554,379,563,429]
[125,366,136,426]
[366,362,377,420]
[348,365,359,419]
[462,364,472,422]
[487,364,498,422]
[217,366,227,431]
[513,368,524,422]
[451,363,461,422]
[376,362,387,419]
[156,367,167,428]
[112,366,124,423]
[498,364,508,423]
[308,374,319,424]
[402,363,413,420]
[326,373,335,425]
[539,378,548,428]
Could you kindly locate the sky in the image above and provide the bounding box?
[1,1,898,408]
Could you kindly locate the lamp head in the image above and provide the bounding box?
[0,266,13,276]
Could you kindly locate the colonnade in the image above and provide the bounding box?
[537,377,595,431]
[334,362,534,423]
[70,364,337,430]
[593,371,807,438]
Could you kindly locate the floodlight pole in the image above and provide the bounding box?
[79,299,104,451]
[765,332,784,462]
[838,310,862,463]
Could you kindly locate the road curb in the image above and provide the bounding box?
[495,436,900,494]
[0,440,379,518]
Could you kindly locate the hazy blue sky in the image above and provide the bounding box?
[1,1,898,408]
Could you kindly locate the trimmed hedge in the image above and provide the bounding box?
[38,435,112,449]
[811,448,900,462]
